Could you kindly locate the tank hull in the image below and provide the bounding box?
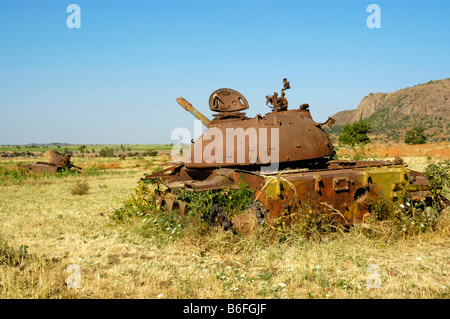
[144,159,440,228]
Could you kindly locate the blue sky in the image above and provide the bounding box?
[0,0,449,144]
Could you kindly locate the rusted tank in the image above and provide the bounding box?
[144,79,447,231]
[22,149,81,173]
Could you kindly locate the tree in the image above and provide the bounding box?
[337,121,372,160]
[338,121,372,147]
[79,145,87,157]
[405,126,427,145]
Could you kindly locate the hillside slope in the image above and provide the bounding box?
[330,78,450,142]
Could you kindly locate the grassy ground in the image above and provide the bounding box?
[0,148,449,299]
[0,144,174,153]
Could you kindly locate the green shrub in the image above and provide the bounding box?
[365,189,445,238]
[110,179,184,238]
[110,179,254,239]
[99,147,115,157]
[110,179,159,222]
[425,161,449,193]
[177,182,254,222]
[405,126,427,145]
[144,149,158,156]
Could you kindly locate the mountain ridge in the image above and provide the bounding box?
[330,78,450,142]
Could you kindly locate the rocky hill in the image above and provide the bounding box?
[330,78,450,142]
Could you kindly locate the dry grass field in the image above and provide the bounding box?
[336,142,449,168]
[0,144,449,299]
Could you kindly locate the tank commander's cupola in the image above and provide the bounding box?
[209,88,249,120]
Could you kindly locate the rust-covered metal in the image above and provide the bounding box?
[177,97,211,127]
[209,88,249,120]
[144,79,448,231]
[42,149,71,167]
[185,107,335,169]
[184,81,334,169]
[22,149,81,173]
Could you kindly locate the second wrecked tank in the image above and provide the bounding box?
[22,149,81,173]
[144,79,447,232]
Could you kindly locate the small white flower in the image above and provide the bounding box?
[400,204,405,208]
[157,293,163,299]
[416,257,422,261]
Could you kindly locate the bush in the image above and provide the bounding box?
[99,147,115,157]
[365,166,448,238]
[405,126,427,145]
[425,161,449,192]
[110,179,185,238]
[178,182,254,222]
[70,179,90,195]
[110,179,254,238]
[110,179,159,222]
[144,149,158,156]
[366,196,442,237]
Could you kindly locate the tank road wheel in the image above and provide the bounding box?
[231,201,266,235]
[249,201,266,225]
[161,196,189,221]
[211,204,232,231]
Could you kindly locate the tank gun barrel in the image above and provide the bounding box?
[176,97,210,127]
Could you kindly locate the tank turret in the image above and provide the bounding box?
[181,79,335,170]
